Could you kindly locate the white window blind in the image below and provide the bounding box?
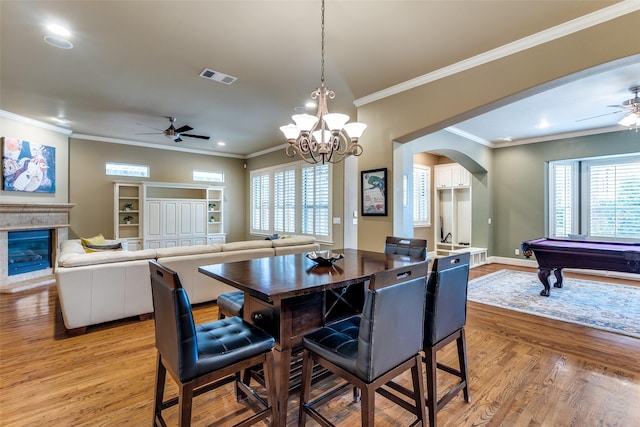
[585,158,640,239]
[251,173,270,233]
[250,161,331,240]
[548,155,640,241]
[413,165,430,226]
[302,164,330,237]
[549,162,573,237]
[274,169,296,234]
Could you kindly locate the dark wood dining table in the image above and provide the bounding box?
[198,248,425,425]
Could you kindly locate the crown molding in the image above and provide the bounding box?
[354,1,640,107]
[0,110,73,135]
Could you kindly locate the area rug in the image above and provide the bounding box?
[467,269,640,338]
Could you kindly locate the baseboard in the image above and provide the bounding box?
[488,256,640,282]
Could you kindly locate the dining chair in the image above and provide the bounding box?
[298,261,430,427]
[384,236,428,259]
[217,290,244,319]
[149,260,278,427]
[385,252,471,427]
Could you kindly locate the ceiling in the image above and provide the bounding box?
[1,1,639,158]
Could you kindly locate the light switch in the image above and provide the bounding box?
[333,217,341,224]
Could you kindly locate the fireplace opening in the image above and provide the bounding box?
[7,229,53,276]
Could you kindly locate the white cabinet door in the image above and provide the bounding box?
[452,165,470,187]
[145,200,162,239]
[434,165,453,188]
[163,201,179,238]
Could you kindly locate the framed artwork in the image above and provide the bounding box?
[2,137,56,193]
[361,167,387,216]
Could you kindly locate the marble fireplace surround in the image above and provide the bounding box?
[0,203,74,293]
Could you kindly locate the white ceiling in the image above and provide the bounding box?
[1,1,639,157]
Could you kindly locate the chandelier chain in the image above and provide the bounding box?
[320,0,325,85]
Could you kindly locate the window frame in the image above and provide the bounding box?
[412,164,431,227]
[250,161,333,242]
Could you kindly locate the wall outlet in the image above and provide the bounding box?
[514,248,520,255]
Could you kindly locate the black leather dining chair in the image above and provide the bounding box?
[386,252,471,427]
[298,262,430,427]
[149,260,278,427]
[384,236,428,259]
[216,289,244,319]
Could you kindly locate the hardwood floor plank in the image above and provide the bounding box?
[1,263,639,426]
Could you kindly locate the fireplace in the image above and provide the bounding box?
[8,229,53,276]
[0,203,74,293]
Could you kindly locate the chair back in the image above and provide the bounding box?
[424,253,470,347]
[384,236,427,259]
[356,261,429,382]
[149,260,198,381]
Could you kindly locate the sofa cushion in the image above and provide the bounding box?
[155,244,222,258]
[222,240,273,252]
[81,233,106,252]
[59,249,157,268]
[270,235,316,248]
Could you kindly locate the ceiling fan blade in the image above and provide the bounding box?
[576,110,623,122]
[174,136,183,143]
[181,133,210,140]
[175,125,193,133]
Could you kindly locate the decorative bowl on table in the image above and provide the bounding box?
[306,250,344,266]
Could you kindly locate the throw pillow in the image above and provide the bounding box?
[84,242,123,253]
[81,234,107,253]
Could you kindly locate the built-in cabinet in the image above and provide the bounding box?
[433,164,486,267]
[114,182,225,250]
[114,182,143,250]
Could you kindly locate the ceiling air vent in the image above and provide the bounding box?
[199,68,237,85]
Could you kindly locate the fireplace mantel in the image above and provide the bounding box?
[0,203,75,231]
[0,203,75,293]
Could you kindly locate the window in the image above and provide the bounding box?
[548,154,640,241]
[193,170,224,183]
[250,161,331,240]
[105,162,149,177]
[413,165,431,226]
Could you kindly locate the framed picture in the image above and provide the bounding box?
[361,167,387,216]
[2,137,56,193]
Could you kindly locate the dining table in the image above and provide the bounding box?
[198,248,426,425]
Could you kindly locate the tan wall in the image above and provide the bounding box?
[412,152,440,252]
[68,138,246,241]
[356,11,640,252]
[0,115,70,203]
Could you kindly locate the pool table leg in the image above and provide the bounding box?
[552,268,564,289]
[537,267,564,296]
[537,268,551,296]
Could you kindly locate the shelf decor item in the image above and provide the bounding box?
[361,168,387,216]
[123,203,134,211]
[306,250,344,266]
[123,215,134,224]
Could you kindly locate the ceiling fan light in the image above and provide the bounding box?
[618,112,639,127]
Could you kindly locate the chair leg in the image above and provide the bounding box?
[298,349,314,427]
[262,351,278,426]
[361,385,375,427]
[178,383,194,427]
[457,328,471,403]
[153,353,166,427]
[424,347,437,427]
[410,354,428,424]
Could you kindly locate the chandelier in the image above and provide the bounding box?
[280,0,366,164]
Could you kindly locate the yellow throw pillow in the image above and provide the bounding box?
[81,234,106,252]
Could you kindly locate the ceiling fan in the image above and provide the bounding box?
[576,86,640,123]
[137,116,210,142]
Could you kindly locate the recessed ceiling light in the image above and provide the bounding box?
[217,141,226,146]
[305,101,316,109]
[44,35,73,49]
[46,24,71,37]
[499,136,512,142]
[538,119,551,129]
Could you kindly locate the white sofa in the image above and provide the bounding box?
[55,236,319,334]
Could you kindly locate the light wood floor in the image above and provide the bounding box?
[1,264,639,426]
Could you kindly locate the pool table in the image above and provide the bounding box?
[521,238,640,296]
